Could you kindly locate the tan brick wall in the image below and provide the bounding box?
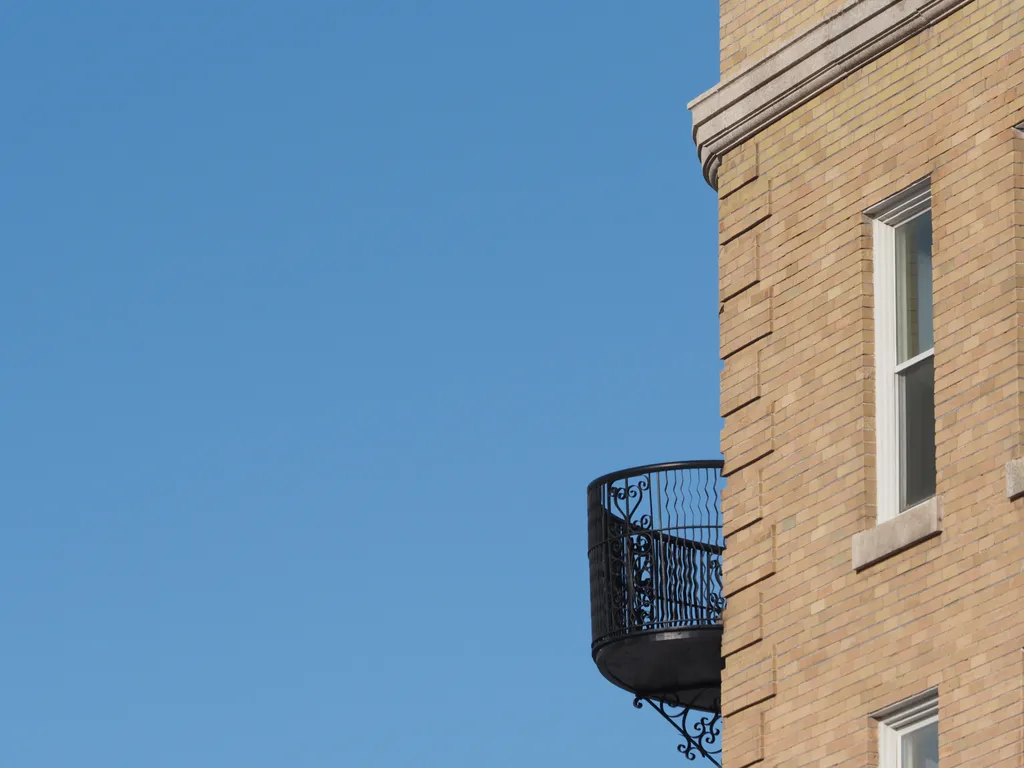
[715,0,1024,764]
[720,0,850,79]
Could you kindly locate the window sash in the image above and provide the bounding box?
[900,718,939,768]
[894,209,934,364]
[872,182,934,523]
[898,354,936,510]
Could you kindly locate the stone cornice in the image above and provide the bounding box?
[688,0,976,190]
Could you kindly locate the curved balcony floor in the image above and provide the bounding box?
[593,626,722,712]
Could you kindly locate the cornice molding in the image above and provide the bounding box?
[688,0,976,190]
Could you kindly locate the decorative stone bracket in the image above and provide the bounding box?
[688,0,977,189]
[1007,459,1024,500]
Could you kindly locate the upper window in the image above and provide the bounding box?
[875,689,939,768]
[869,180,936,522]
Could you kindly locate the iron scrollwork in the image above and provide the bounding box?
[634,695,722,766]
[611,477,658,631]
[610,476,650,522]
[588,463,725,647]
[707,557,726,615]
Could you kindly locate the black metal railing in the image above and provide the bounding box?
[588,461,725,653]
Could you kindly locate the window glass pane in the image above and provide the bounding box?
[901,720,938,768]
[900,355,936,509]
[895,212,933,364]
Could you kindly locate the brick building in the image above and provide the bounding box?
[587,1,1024,766]
[689,0,1024,765]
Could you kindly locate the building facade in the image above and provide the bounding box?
[689,0,1024,765]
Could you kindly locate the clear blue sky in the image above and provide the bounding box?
[0,2,722,765]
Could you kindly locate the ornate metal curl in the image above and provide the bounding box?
[633,694,722,766]
[610,477,650,521]
[707,558,726,615]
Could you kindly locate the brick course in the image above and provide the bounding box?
[720,0,851,78]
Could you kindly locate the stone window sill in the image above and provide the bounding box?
[851,496,942,572]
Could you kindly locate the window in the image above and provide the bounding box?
[875,689,939,768]
[869,180,936,523]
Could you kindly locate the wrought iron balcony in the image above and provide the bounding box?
[587,460,725,764]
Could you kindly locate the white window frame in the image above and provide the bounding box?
[868,179,933,524]
[875,688,939,768]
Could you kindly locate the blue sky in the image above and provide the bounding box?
[0,2,722,765]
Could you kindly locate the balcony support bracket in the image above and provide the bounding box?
[634,693,722,766]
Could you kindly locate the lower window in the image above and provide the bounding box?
[876,689,938,768]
